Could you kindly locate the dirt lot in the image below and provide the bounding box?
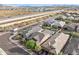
[0,10,41,19]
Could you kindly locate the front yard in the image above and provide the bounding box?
[42,24,59,31]
[10,31,50,55]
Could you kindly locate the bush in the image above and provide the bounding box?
[49,15,53,17]
[35,44,42,52]
[52,25,57,29]
[15,35,22,40]
[70,32,79,37]
[58,52,63,55]
[25,39,36,49]
[55,17,63,21]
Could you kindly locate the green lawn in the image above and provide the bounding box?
[42,24,58,31]
[63,29,79,38]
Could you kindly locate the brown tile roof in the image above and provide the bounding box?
[41,32,69,54]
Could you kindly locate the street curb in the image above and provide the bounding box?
[9,34,34,55]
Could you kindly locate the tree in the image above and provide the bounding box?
[49,15,53,17]
[25,39,36,49]
[55,16,63,21]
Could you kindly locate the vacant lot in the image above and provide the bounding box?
[0,10,41,19]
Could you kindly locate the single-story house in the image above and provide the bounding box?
[41,32,70,54]
[61,15,67,19]
[54,21,65,28]
[26,26,43,38]
[43,18,65,28]
[39,30,55,44]
[63,23,76,31]
[43,18,56,26]
[67,16,74,20]
[26,29,55,44]
[76,26,79,32]
[29,32,45,43]
[64,23,79,32]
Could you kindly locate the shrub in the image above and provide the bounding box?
[35,44,42,52]
[49,15,53,17]
[58,52,63,55]
[52,25,57,29]
[15,35,22,40]
[71,32,79,37]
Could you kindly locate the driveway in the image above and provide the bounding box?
[0,32,29,55]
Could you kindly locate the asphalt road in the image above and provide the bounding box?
[0,32,29,55]
[63,37,79,55]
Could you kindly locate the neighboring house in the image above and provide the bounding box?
[67,16,74,20]
[29,32,44,43]
[43,18,65,28]
[54,21,65,28]
[41,32,70,54]
[26,29,55,44]
[26,26,43,38]
[61,15,67,19]
[32,26,44,32]
[64,23,79,32]
[43,18,56,26]
[39,30,55,44]
[76,26,79,32]
[66,13,71,16]
[74,17,79,20]
[64,23,75,31]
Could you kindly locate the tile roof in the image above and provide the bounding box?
[41,32,69,54]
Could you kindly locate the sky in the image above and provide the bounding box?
[0,0,79,5]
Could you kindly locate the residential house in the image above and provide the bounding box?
[67,16,74,20]
[77,27,79,32]
[39,30,55,44]
[29,32,44,43]
[26,26,43,38]
[44,18,65,28]
[64,23,76,31]
[26,29,55,44]
[64,23,79,32]
[41,32,70,54]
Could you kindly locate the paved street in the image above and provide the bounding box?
[0,32,29,55]
[63,37,79,55]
